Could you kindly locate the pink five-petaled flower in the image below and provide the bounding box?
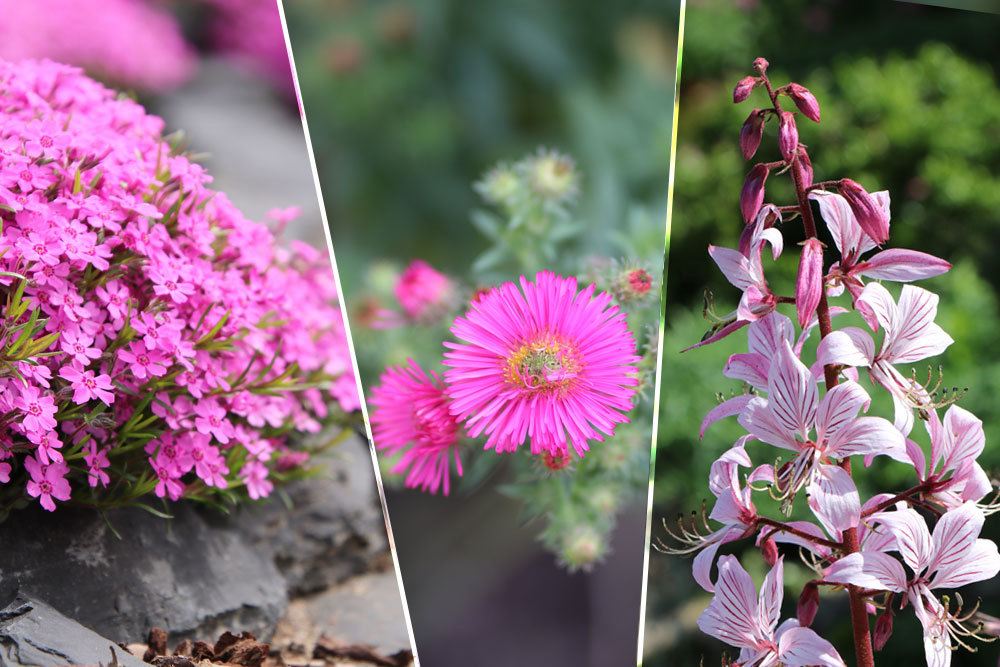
[394,260,453,320]
[24,456,72,511]
[825,503,1000,667]
[59,364,115,405]
[809,190,950,302]
[193,399,234,445]
[14,385,58,434]
[909,405,993,510]
[699,556,846,667]
[240,459,273,500]
[118,342,169,380]
[150,453,184,501]
[443,271,639,458]
[817,283,953,435]
[84,444,111,488]
[370,360,462,495]
[739,339,907,536]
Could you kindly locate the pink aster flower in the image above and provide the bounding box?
[24,456,72,511]
[817,283,953,434]
[394,260,453,320]
[699,556,846,667]
[443,271,639,458]
[370,360,462,495]
[825,503,1000,667]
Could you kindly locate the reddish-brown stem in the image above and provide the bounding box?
[761,72,875,667]
[861,480,937,518]
[757,517,841,550]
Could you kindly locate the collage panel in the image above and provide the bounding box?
[0,1,412,664]
[282,1,680,665]
[647,2,999,667]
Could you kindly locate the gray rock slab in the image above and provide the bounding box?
[0,502,287,644]
[0,593,147,667]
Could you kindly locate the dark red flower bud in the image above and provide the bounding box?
[739,109,766,160]
[778,111,799,161]
[873,610,894,651]
[797,581,820,627]
[786,83,821,123]
[795,238,824,328]
[752,57,769,74]
[740,163,770,223]
[840,178,890,244]
[761,537,779,566]
[733,76,758,103]
[792,146,814,189]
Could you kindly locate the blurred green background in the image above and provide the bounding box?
[647,0,999,665]
[283,1,677,665]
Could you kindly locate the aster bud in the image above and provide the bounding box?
[761,537,779,566]
[739,109,766,160]
[740,163,770,223]
[733,76,758,103]
[792,145,814,189]
[873,610,894,650]
[752,57,769,74]
[797,582,820,627]
[839,178,890,244]
[778,111,798,161]
[786,83,821,123]
[795,238,824,328]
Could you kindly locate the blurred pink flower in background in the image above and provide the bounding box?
[0,0,195,93]
[394,259,454,321]
[206,0,297,98]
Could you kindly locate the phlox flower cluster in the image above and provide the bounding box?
[369,269,640,495]
[0,0,195,93]
[0,59,357,513]
[666,58,998,667]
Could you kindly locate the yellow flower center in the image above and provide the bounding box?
[504,335,582,394]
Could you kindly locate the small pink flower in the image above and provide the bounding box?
[118,342,169,380]
[84,444,111,488]
[14,385,58,434]
[240,459,273,500]
[193,399,233,445]
[59,364,115,405]
[24,456,72,511]
[150,455,185,501]
[394,260,452,320]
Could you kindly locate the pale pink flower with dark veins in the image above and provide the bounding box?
[809,190,950,302]
[394,259,453,320]
[686,442,769,591]
[817,283,953,435]
[443,271,639,458]
[738,339,906,535]
[825,503,1000,667]
[370,360,462,495]
[699,556,846,667]
[907,405,993,510]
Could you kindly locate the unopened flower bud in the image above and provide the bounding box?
[795,238,824,328]
[739,109,766,160]
[778,111,798,161]
[761,537,779,566]
[740,163,770,223]
[786,83,821,123]
[561,525,605,571]
[792,146,814,189]
[524,149,578,203]
[797,582,820,627]
[733,76,758,103]
[752,57,769,74]
[839,178,890,244]
[873,610,894,650]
